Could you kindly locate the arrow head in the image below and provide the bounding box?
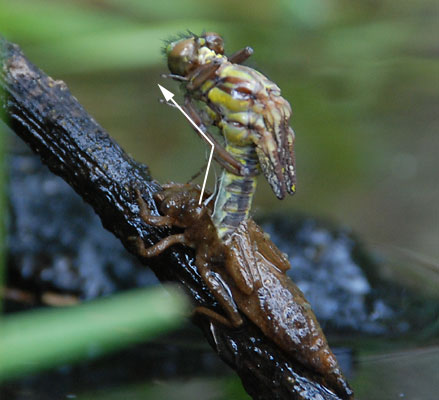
[158,84,174,102]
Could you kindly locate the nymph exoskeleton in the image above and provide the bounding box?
[135,184,353,400]
[163,32,296,238]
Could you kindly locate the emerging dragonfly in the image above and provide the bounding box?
[164,32,296,238]
[135,184,354,399]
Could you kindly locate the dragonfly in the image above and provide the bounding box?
[163,32,296,238]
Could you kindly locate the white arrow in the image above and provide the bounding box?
[158,84,215,205]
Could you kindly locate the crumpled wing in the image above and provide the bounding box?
[256,95,296,199]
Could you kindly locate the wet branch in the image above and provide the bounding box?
[0,37,344,400]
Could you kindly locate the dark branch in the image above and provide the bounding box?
[0,37,345,400]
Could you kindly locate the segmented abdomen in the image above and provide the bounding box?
[212,144,258,238]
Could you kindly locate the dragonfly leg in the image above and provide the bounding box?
[228,46,254,64]
[183,98,257,177]
[159,98,178,109]
[186,62,221,91]
[187,162,207,183]
[161,73,188,82]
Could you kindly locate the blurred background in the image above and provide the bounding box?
[0,0,438,399]
[2,0,437,260]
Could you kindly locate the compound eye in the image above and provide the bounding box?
[167,38,197,76]
[203,32,224,55]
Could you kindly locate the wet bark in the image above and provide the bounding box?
[0,37,350,400]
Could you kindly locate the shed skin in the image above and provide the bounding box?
[136,184,353,398]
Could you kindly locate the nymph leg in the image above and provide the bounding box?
[136,189,175,227]
[192,306,235,328]
[195,255,243,327]
[136,234,188,258]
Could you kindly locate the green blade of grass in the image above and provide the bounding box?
[0,1,224,73]
[0,285,189,381]
[27,22,220,74]
[0,0,139,43]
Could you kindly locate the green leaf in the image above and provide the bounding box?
[26,22,220,73]
[0,286,189,381]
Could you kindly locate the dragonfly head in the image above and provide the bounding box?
[166,32,224,77]
[203,32,224,55]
